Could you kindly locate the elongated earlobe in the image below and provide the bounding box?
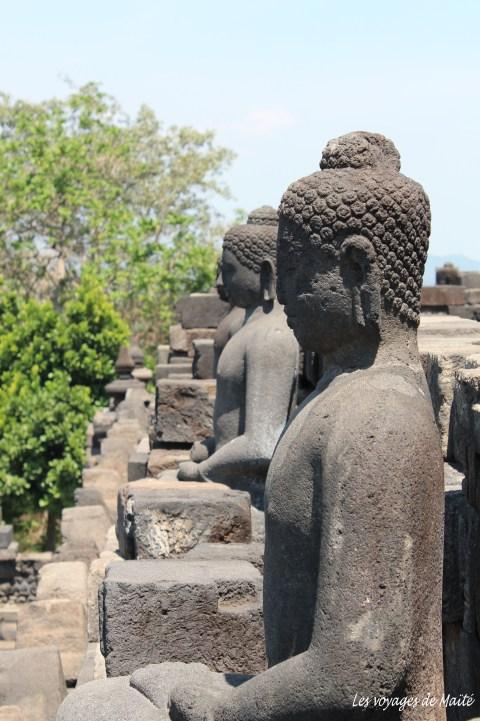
[341,235,381,330]
[260,259,276,302]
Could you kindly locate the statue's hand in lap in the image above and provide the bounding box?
[178,461,205,482]
[190,438,214,463]
[169,682,225,721]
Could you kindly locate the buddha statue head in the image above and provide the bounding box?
[219,206,279,309]
[277,131,431,357]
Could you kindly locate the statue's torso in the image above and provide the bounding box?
[264,363,444,687]
[214,324,248,449]
[214,307,296,450]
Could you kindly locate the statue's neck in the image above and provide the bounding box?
[322,322,420,377]
[244,298,276,322]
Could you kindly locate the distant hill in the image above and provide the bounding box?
[423,254,480,286]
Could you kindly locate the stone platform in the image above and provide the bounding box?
[99,559,265,677]
[116,476,252,559]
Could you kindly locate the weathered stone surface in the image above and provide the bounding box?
[76,643,107,686]
[117,476,251,559]
[132,367,153,383]
[147,448,190,477]
[116,388,153,430]
[0,708,26,721]
[92,409,116,439]
[74,487,104,508]
[56,677,161,721]
[460,271,480,289]
[0,525,13,549]
[104,378,144,407]
[186,541,264,572]
[60,505,111,560]
[466,288,480,305]
[37,561,88,606]
[155,362,192,381]
[192,338,215,379]
[16,599,87,682]
[131,662,248,714]
[157,344,170,365]
[176,292,229,329]
[0,604,18,641]
[82,467,123,517]
[87,555,123,642]
[443,486,480,718]
[0,646,66,721]
[54,662,249,720]
[448,368,480,511]
[127,451,149,482]
[421,285,466,308]
[153,379,215,445]
[418,314,480,455]
[99,559,264,677]
[169,325,217,357]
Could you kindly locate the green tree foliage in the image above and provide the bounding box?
[0,83,234,344]
[0,277,128,534]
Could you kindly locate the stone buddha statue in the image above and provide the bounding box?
[169,132,445,720]
[178,207,299,507]
[57,133,445,720]
[212,261,245,375]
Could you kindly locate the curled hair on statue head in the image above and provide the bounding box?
[223,206,279,274]
[278,132,430,326]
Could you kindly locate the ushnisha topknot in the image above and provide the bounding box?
[279,131,430,326]
[320,131,401,171]
[223,206,278,274]
[247,205,279,226]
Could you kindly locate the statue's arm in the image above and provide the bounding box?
[193,330,298,482]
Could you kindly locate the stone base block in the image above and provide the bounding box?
[169,325,217,357]
[117,477,251,559]
[100,559,265,677]
[192,338,215,379]
[128,451,149,482]
[16,599,87,683]
[153,379,215,445]
[58,506,111,562]
[36,561,88,606]
[185,541,264,572]
[76,643,107,686]
[0,646,66,721]
[443,487,480,716]
[87,554,123,642]
[155,362,192,381]
[0,525,13,550]
[176,292,229,329]
[421,285,466,308]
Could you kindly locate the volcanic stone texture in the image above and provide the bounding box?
[0,646,66,721]
[153,379,215,445]
[99,559,265,677]
[175,293,229,329]
[116,476,251,559]
[16,599,87,683]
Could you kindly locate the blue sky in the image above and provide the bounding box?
[1,0,479,264]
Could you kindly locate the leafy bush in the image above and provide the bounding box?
[0,277,128,542]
